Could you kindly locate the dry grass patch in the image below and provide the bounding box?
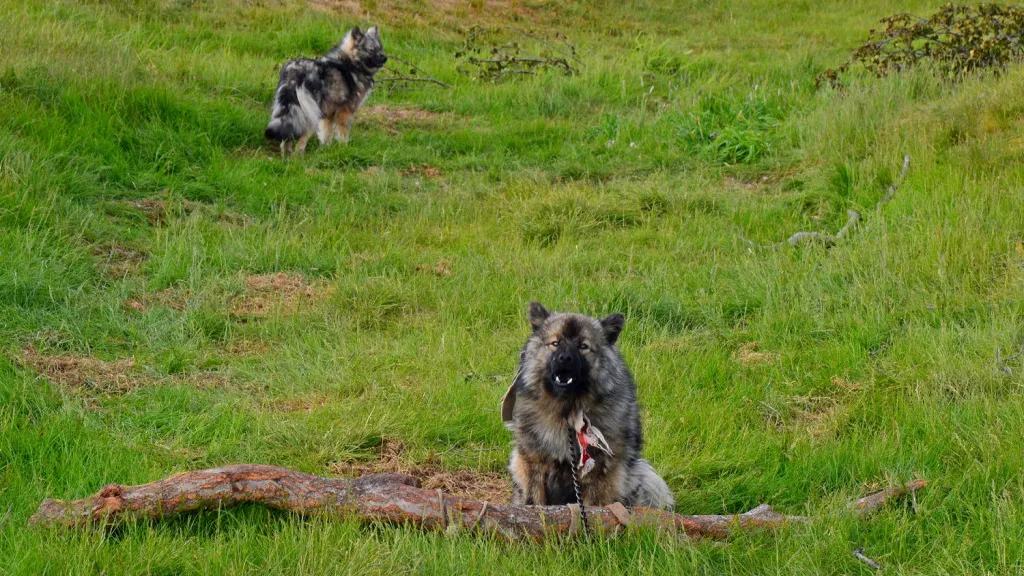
[20,346,139,394]
[119,198,250,227]
[734,341,779,366]
[124,287,192,313]
[122,199,190,225]
[223,339,273,357]
[415,258,453,277]
[177,371,234,390]
[18,347,233,401]
[92,243,147,278]
[309,0,540,27]
[331,439,510,503]
[786,395,843,438]
[787,377,863,439]
[231,273,335,317]
[402,163,444,178]
[360,105,454,135]
[126,274,335,317]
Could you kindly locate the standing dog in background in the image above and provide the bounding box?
[503,302,674,510]
[265,26,387,155]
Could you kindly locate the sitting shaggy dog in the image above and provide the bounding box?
[503,302,674,510]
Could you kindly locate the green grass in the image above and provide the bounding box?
[2,0,1024,573]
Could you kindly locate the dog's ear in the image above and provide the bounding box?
[340,28,360,53]
[600,313,625,345]
[528,301,550,332]
[366,26,380,39]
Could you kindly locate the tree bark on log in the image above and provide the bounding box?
[29,465,927,541]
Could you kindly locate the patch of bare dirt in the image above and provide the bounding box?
[786,395,841,437]
[130,199,172,224]
[359,105,453,135]
[309,0,361,15]
[213,209,253,227]
[19,347,233,400]
[363,105,447,124]
[122,198,197,225]
[733,341,779,366]
[20,346,139,394]
[120,198,249,227]
[123,299,147,313]
[224,339,273,357]
[92,243,147,278]
[402,163,444,178]
[231,273,335,318]
[787,377,863,438]
[124,287,192,313]
[309,0,539,25]
[415,258,452,277]
[331,439,509,503]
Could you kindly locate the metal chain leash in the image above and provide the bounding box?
[569,427,588,533]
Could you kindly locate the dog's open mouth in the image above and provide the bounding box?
[553,373,575,387]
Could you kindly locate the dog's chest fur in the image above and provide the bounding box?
[314,58,374,114]
[512,386,632,465]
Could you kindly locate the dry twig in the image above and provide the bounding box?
[877,155,911,208]
[740,155,910,251]
[455,27,580,81]
[378,55,451,89]
[853,547,882,570]
[995,338,1024,376]
[0,505,12,530]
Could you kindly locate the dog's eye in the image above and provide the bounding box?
[579,342,589,351]
[548,340,559,347]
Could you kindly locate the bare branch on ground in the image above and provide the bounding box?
[740,155,910,251]
[31,465,927,542]
[378,55,451,89]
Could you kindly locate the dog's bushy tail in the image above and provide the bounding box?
[624,459,675,511]
[265,82,321,141]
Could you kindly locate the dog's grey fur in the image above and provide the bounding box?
[265,26,387,155]
[507,302,674,510]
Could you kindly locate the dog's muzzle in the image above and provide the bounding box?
[549,345,585,390]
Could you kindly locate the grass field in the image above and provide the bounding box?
[2,0,1024,573]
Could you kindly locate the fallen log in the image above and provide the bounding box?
[29,465,926,541]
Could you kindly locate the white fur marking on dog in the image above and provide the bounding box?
[295,86,322,136]
[340,30,356,56]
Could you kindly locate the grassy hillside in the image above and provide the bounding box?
[2,0,1023,573]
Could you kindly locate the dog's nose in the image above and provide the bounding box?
[556,351,571,364]
[381,55,388,64]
